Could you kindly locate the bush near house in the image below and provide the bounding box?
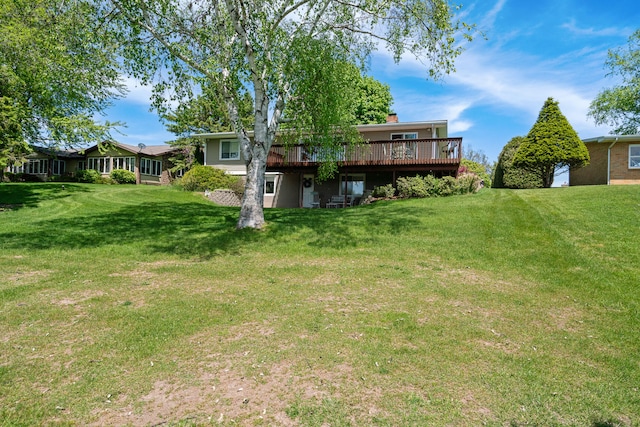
[2,173,44,182]
[371,183,395,198]
[180,165,241,193]
[460,159,491,187]
[396,174,483,198]
[76,169,101,183]
[369,173,482,202]
[110,169,136,184]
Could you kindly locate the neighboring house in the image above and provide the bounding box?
[83,142,180,185]
[5,146,85,179]
[6,142,181,185]
[196,115,462,208]
[570,135,640,186]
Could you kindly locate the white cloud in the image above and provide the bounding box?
[481,0,507,30]
[561,19,628,38]
[115,129,176,145]
[120,77,155,105]
[371,18,616,140]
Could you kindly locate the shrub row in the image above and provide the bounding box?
[3,169,139,185]
[369,173,482,201]
[179,165,244,195]
[2,173,45,183]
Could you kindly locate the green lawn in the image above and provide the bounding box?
[0,183,639,426]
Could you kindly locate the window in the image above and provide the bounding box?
[112,157,135,172]
[630,145,640,169]
[391,132,418,140]
[77,161,86,171]
[141,158,162,176]
[27,159,48,174]
[9,164,24,174]
[52,160,65,176]
[339,174,365,196]
[265,175,276,194]
[88,157,110,174]
[220,140,240,160]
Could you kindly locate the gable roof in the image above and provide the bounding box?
[583,135,640,144]
[30,145,86,159]
[83,141,178,156]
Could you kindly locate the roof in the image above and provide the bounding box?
[84,141,178,156]
[193,120,448,139]
[31,146,86,159]
[582,135,640,143]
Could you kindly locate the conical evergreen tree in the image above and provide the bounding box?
[513,97,590,187]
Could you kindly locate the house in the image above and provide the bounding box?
[6,142,181,185]
[570,135,640,186]
[196,116,462,207]
[5,146,85,179]
[83,142,181,185]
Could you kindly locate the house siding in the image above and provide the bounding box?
[205,138,246,174]
[269,173,299,208]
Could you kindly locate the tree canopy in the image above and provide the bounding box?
[588,29,640,134]
[161,86,254,171]
[0,0,124,166]
[106,0,475,228]
[352,72,394,125]
[513,98,589,188]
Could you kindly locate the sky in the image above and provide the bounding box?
[103,0,640,185]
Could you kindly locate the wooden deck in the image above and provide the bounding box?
[266,138,462,169]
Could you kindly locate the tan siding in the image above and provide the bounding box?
[272,173,300,208]
[360,126,443,141]
[610,143,640,183]
[205,138,246,173]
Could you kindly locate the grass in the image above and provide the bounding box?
[0,182,639,426]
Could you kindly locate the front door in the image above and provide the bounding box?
[302,174,315,207]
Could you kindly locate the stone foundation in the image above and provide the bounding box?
[206,189,242,207]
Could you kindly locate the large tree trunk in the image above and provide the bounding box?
[237,146,267,229]
[235,85,272,229]
[542,165,554,188]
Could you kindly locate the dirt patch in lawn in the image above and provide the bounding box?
[7,269,55,284]
[89,356,360,426]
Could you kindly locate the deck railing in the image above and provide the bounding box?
[267,138,462,168]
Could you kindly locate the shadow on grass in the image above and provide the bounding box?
[0,197,434,257]
[0,183,90,210]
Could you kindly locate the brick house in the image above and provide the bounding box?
[570,135,640,186]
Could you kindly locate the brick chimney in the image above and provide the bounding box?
[386,113,398,123]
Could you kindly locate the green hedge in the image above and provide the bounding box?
[110,169,136,184]
[76,169,101,183]
[396,174,482,198]
[180,165,242,193]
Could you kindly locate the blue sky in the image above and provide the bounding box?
[104,0,639,184]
